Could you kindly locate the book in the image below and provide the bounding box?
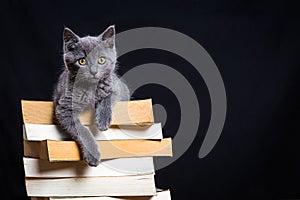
[23,123,163,141]
[24,138,172,161]
[21,99,154,126]
[24,157,154,178]
[30,190,171,200]
[25,174,156,197]
[21,98,172,199]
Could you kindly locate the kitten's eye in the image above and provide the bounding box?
[98,57,106,65]
[78,58,86,65]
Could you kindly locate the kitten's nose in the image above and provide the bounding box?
[90,67,98,75]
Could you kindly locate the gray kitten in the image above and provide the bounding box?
[53,25,129,166]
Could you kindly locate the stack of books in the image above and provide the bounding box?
[21,99,172,199]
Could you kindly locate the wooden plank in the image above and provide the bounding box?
[21,99,154,125]
[24,138,172,161]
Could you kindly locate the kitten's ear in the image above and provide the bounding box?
[63,27,79,51]
[100,25,115,48]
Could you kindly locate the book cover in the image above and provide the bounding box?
[21,99,154,126]
[24,138,172,161]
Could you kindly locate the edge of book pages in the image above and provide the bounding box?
[30,190,171,200]
[21,99,154,126]
[23,123,163,141]
[24,138,172,161]
[24,157,155,178]
[25,174,156,197]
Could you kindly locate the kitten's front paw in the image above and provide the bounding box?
[83,149,101,167]
[97,82,113,99]
[97,115,112,131]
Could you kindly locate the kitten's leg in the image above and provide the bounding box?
[95,95,112,131]
[55,105,101,166]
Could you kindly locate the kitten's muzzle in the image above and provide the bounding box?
[90,66,98,76]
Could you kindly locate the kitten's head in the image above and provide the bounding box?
[63,26,116,83]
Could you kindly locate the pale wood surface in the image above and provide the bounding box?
[23,157,154,178]
[21,99,154,125]
[30,190,171,200]
[26,174,156,197]
[24,138,172,161]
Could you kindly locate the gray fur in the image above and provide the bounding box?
[53,26,129,166]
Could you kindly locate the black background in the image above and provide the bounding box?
[1,0,300,199]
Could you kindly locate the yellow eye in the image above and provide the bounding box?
[78,58,86,65]
[98,57,106,64]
